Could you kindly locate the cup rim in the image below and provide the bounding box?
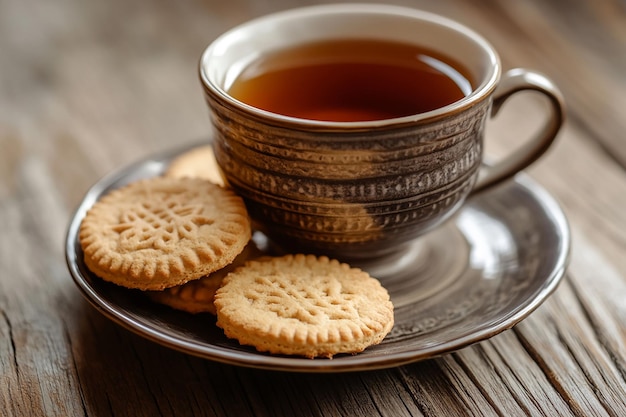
[199,3,501,130]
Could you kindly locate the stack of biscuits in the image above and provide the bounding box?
[79,145,394,359]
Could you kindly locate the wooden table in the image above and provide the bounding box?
[2,0,625,415]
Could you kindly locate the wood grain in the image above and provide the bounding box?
[1,0,625,416]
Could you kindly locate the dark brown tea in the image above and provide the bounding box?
[227,39,473,122]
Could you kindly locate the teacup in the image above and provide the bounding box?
[199,3,564,260]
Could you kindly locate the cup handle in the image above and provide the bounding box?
[471,68,565,194]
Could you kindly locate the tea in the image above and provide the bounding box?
[227,39,473,122]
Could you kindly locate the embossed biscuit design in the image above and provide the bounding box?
[214,254,394,358]
[79,177,251,290]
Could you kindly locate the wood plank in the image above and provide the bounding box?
[514,279,626,416]
[1,0,625,415]
[451,337,575,416]
[563,236,626,382]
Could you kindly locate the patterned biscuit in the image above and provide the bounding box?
[147,264,230,315]
[147,243,261,314]
[79,177,251,290]
[165,145,225,186]
[214,254,394,358]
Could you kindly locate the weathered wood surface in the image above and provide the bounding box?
[1,0,625,415]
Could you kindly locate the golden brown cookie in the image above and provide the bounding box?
[147,243,262,314]
[214,254,394,358]
[147,263,232,315]
[165,145,225,186]
[79,177,251,290]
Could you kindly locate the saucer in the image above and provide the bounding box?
[65,143,570,373]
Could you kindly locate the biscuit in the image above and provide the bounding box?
[214,254,394,358]
[147,243,261,314]
[79,177,251,290]
[165,145,225,186]
[147,262,233,315]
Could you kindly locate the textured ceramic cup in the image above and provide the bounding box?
[199,3,565,260]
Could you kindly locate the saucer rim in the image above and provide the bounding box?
[65,142,570,373]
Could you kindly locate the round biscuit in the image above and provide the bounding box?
[165,145,225,186]
[147,243,261,314]
[214,254,394,358]
[147,270,225,315]
[79,177,251,290]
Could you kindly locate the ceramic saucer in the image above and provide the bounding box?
[65,143,570,372]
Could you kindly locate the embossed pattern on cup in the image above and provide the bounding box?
[207,93,490,259]
[200,4,564,260]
